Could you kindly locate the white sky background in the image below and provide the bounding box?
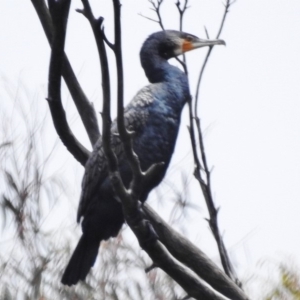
[1,0,300,296]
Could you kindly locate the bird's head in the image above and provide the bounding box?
[140,30,225,83]
[153,30,225,59]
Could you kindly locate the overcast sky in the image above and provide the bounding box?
[1,0,300,296]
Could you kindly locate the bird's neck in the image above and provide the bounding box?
[140,46,190,111]
[141,52,185,84]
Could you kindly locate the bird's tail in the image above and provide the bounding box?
[61,234,99,286]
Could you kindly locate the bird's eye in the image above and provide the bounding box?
[185,35,193,42]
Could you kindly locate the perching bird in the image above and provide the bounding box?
[61,30,225,286]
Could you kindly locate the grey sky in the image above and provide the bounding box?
[1,0,300,294]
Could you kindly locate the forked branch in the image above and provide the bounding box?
[47,0,90,166]
[31,0,100,147]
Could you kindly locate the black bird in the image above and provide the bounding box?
[61,30,225,286]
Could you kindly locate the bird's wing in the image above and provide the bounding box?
[76,86,154,222]
[76,132,122,223]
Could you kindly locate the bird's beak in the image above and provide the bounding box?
[182,38,226,53]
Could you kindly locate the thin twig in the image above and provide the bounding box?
[176,0,189,32]
[194,0,233,114]
[187,99,202,172]
[101,26,115,51]
[149,0,165,30]
[192,0,241,285]
[195,117,238,283]
[175,0,189,65]
[138,13,160,25]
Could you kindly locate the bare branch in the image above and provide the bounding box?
[175,0,189,32]
[187,99,202,173]
[31,0,100,147]
[194,45,211,118]
[143,204,249,300]
[78,6,115,51]
[101,27,115,51]
[195,117,236,280]
[138,12,160,25]
[191,0,240,285]
[149,0,165,30]
[47,0,90,166]
[216,0,235,39]
[79,0,124,218]
[175,0,189,67]
[112,0,149,196]
[194,0,234,114]
[79,0,113,148]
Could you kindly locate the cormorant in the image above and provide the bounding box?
[61,30,225,286]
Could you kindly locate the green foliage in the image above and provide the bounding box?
[264,266,300,300]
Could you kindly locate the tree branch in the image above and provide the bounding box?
[194,0,233,118]
[79,0,112,119]
[31,0,100,147]
[176,0,189,32]
[143,203,249,300]
[149,0,165,30]
[175,0,189,66]
[112,0,148,196]
[47,0,90,166]
[191,0,241,285]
